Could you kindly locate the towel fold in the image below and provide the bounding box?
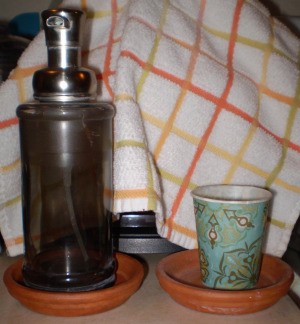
[0,0,300,257]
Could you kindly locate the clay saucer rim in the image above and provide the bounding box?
[3,252,144,316]
[156,249,294,315]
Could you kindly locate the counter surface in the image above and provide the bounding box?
[1,253,299,324]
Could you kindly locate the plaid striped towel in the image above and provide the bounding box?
[0,0,299,257]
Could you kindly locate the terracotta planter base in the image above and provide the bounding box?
[156,249,294,315]
[3,252,144,317]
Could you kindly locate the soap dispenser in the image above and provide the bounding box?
[16,8,116,292]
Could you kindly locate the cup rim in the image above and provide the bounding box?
[191,184,272,204]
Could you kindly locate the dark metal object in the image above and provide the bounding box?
[113,212,184,254]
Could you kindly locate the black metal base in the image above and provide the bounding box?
[112,211,184,254]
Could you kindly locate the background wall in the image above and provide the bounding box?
[0,0,62,23]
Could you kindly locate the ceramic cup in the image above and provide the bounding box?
[191,185,272,290]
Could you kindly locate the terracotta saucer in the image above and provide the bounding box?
[3,252,144,317]
[156,249,294,315]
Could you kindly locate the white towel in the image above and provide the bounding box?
[0,0,300,258]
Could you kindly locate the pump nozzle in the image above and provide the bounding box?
[33,8,97,102]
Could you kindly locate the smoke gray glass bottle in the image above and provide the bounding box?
[16,8,116,292]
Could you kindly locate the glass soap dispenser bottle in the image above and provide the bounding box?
[17,8,116,292]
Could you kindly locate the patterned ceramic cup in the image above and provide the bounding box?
[191,185,272,290]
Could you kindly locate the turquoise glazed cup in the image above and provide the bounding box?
[191,185,272,290]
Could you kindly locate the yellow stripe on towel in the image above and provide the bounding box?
[0,195,21,211]
[0,159,20,173]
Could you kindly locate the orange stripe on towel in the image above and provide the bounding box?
[5,235,24,247]
[167,0,244,239]
[165,218,197,240]
[164,0,206,237]
[265,54,300,187]
[136,0,169,101]
[102,0,118,99]
[81,0,87,11]
[223,16,275,183]
[153,2,203,160]
[121,49,300,154]
[0,117,18,129]
[9,65,44,80]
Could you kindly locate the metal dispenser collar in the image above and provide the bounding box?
[33,8,97,102]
